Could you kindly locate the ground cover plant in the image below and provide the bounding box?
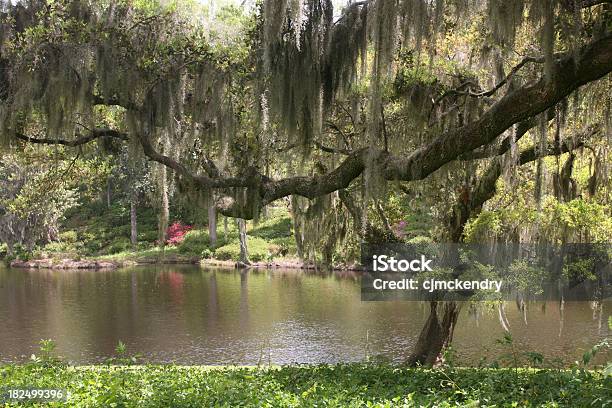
[1,363,610,407]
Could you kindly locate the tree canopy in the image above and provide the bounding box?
[0,0,610,239]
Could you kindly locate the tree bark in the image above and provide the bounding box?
[223,216,228,242]
[208,202,217,247]
[237,218,249,265]
[130,197,138,250]
[407,302,460,366]
[290,195,305,259]
[158,165,169,251]
[14,36,610,220]
[406,126,596,366]
[106,177,112,209]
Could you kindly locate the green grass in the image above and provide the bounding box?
[0,364,609,407]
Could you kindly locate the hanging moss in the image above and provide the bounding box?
[487,0,525,48]
[529,0,556,80]
[322,1,368,106]
[534,113,548,208]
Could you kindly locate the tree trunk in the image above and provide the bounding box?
[237,218,249,264]
[290,195,304,259]
[223,216,228,242]
[407,301,460,366]
[208,203,217,247]
[158,165,169,251]
[106,177,112,209]
[130,198,138,250]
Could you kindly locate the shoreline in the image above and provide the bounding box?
[7,257,363,271]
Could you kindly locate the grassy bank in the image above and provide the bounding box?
[0,364,609,407]
[6,203,302,266]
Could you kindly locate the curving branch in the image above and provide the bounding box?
[14,128,128,146]
[211,34,612,218]
[457,108,556,161]
[433,56,544,108]
[10,34,612,220]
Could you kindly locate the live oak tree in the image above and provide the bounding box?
[0,0,610,364]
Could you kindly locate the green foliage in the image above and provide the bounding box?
[104,341,143,366]
[99,237,133,256]
[57,231,78,244]
[0,364,609,407]
[29,339,64,367]
[10,244,33,262]
[465,196,612,244]
[464,211,503,242]
[177,230,211,254]
[506,260,547,296]
[43,202,299,262]
[215,236,271,262]
[45,203,159,256]
[582,339,610,367]
[540,198,612,243]
[200,248,214,259]
[250,214,293,240]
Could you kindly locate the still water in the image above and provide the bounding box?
[0,266,609,366]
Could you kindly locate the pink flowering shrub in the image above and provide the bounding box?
[165,222,193,246]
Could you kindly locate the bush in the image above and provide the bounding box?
[201,248,213,259]
[58,230,78,243]
[110,225,131,238]
[178,230,209,254]
[138,230,159,242]
[213,242,241,261]
[43,241,77,253]
[166,222,193,246]
[11,244,32,261]
[269,236,297,256]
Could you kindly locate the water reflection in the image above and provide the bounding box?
[0,266,609,365]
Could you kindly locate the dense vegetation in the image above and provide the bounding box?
[1,363,610,407]
[0,0,610,370]
[18,203,301,264]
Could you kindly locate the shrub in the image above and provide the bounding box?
[138,230,159,242]
[166,222,193,246]
[12,244,32,261]
[201,248,213,259]
[214,242,241,261]
[270,236,297,257]
[178,230,210,254]
[43,241,76,253]
[58,230,78,243]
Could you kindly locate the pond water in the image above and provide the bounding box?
[0,266,609,366]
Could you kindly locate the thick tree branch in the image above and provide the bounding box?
[137,34,612,218]
[457,108,556,161]
[14,128,128,146]
[256,36,609,216]
[11,34,612,220]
